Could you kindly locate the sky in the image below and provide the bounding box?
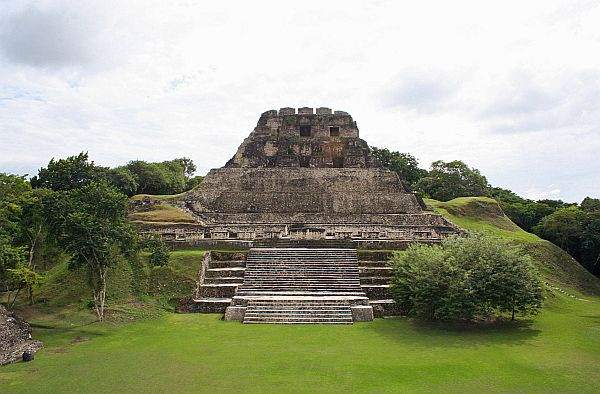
[0,0,599,203]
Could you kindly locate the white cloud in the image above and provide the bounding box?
[0,0,599,203]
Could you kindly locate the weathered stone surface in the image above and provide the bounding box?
[224,306,246,321]
[351,306,374,321]
[1,305,43,366]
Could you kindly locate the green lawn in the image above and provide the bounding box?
[2,293,599,393]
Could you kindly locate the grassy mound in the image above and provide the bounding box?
[427,197,600,296]
[28,250,206,320]
[129,203,196,224]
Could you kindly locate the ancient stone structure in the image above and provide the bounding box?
[139,107,458,243]
[165,107,461,323]
[0,305,43,365]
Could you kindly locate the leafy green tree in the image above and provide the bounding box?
[143,235,170,267]
[30,152,105,191]
[491,187,571,232]
[416,160,490,201]
[370,147,427,188]
[6,266,42,307]
[46,182,134,321]
[581,197,600,213]
[533,207,583,254]
[177,157,197,180]
[0,173,39,303]
[390,235,543,321]
[107,167,139,197]
[186,175,204,190]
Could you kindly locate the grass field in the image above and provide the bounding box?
[1,292,599,393]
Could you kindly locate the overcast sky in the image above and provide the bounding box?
[1,0,599,203]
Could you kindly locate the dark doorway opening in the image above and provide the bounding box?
[332,157,344,168]
[329,126,340,137]
[300,126,311,137]
[299,157,310,168]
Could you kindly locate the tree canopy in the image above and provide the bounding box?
[390,235,543,321]
[416,160,490,201]
[44,181,135,320]
[370,147,427,188]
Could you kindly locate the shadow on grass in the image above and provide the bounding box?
[370,316,542,348]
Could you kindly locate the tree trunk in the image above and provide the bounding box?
[9,286,22,308]
[28,226,41,269]
[510,295,515,321]
[29,285,34,306]
[94,267,108,322]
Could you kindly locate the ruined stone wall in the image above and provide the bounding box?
[225,108,376,168]
[180,168,417,217]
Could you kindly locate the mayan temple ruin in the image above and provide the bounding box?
[137,107,459,323]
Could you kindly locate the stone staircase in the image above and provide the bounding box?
[226,248,373,324]
[357,251,399,316]
[182,251,247,313]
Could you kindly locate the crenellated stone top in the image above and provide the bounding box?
[225,108,378,169]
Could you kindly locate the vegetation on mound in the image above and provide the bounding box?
[128,203,196,224]
[428,197,600,296]
[21,249,206,320]
[1,294,599,393]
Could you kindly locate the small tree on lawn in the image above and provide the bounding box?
[47,181,134,321]
[390,234,543,321]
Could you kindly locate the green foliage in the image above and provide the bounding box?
[106,167,139,197]
[428,197,600,294]
[44,181,135,320]
[30,152,104,191]
[391,235,543,321]
[370,147,427,187]
[581,197,600,213]
[142,235,170,267]
[30,152,201,197]
[416,160,490,201]
[186,175,204,190]
[122,159,189,195]
[534,205,600,275]
[491,187,573,232]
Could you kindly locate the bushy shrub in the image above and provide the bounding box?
[390,235,543,321]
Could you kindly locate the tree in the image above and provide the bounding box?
[107,167,139,197]
[186,175,204,190]
[177,157,197,180]
[581,197,600,213]
[143,235,170,267]
[46,182,134,321]
[491,187,571,232]
[0,173,40,305]
[533,207,583,255]
[6,267,42,307]
[390,235,543,321]
[30,152,105,191]
[370,147,427,188]
[416,160,490,201]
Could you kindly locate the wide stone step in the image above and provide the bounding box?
[356,260,390,267]
[361,284,392,299]
[206,267,246,278]
[359,276,393,285]
[359,267,393,275]
[186,298,232,313]
[209,260,246,268]
[204,277,245,284]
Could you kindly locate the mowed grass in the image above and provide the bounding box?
[1,294,599,393]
